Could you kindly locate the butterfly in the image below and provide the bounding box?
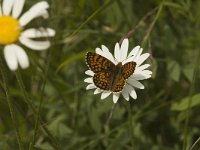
[85,52,136,92]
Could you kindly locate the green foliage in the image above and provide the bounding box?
[167,60,181,82]
[172,93,200,111]
[0,0,200,150]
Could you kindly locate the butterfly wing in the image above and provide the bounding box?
[93,71,112,91]
[112,74,126,92]
[121,62,136,79]
[85,52,115,73]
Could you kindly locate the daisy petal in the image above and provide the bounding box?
[21,28,55,38]
[128,46,140,57]
[135,66,151,75]
[19,1,49,26]
[95,47,103,55]
[125,84,137,99]
[127,79,144,89]
[101,45,116,64]
[144,70,152,75]
[122,88,129,101]
[4,45,18,71]
[131,74,149,80]
[140,70,152,77]
[133,48,143,62]
[19,37,50,50]
[129,88,137,99]
[136,53,150,66]
[94,89,102,95]
[38,9,49,18]
[12,0,25,18]
[114,42,120,62]
[14,45,29,69]
[120,38,129,61]
[135,69,152,77]
[136,64,150,71]
[86,84,96,90]
[3,0,14,16]
[85,70,94,76]
[101,91,111,100]
[84,77,93,83]
[133,73,151,80]
[113,93,120,103]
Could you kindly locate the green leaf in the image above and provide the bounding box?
[56,49,91,72]
[182,64,195,82]
[167,60,181,82]
[163,2,183,9]
[107,129,127,150]
[171,93,200,111]
[48,115,73,138]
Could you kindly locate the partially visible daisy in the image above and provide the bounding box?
[84,38,152,103]
[0,0,55,71]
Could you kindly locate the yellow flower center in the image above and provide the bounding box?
[0,16,21,45]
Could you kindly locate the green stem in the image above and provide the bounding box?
[71,67,79,128]
[142,1,164,47]
[15,70,62,150]
[104,103,116,133]
[82,122,128,149]
[121,7,158,41]
[183,49,200,150]
[66,0,114,38]
[189,137,200,150]
[0,57,23,150]
[29,53,51,150]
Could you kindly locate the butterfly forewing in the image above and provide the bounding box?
[121,62,136,79]
[86,52,115,73]
[93,71,112,91]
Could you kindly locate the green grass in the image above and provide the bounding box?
[0,0,200,149]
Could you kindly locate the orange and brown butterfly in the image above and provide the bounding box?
[85,52,136,92]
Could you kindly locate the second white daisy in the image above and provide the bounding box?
[0,0,55,71]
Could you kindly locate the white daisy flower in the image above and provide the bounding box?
[84,38,152,103]
[0,0,55,71]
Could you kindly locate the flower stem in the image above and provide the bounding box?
[104,103,116,133]
[0,56,23,150]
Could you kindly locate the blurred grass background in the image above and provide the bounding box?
[0,0,200,149]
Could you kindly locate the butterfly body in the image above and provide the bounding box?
[108,62,122,90]
[86,52,136,92]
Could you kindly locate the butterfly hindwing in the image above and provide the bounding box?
[86,52,115,73]
[112,74,126,92]
[93,71,112,91]
[121,62,136,79]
